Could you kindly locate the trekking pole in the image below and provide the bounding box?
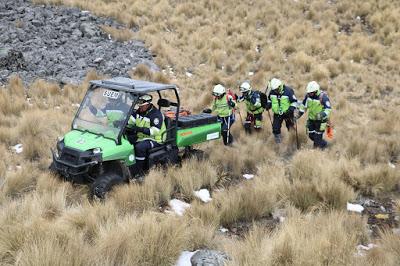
[226,116,231,144]
[266,109,273,128]
[294,117,300,150]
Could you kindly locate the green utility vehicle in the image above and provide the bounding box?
[51,77,221,198]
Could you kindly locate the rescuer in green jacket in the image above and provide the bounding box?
[266,78,298,143]
[297,81,332,149]
[237,81,264,134]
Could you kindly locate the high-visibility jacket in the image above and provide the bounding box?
[268,85,297,115]
[212,94,236,118]
[299,91,332,121]
[128,105,166,143]
[239,91,264,115]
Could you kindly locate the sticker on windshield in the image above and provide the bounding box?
[103,90,120,99]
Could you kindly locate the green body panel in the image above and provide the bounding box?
[176,123,221,147]
[64,130,135,165]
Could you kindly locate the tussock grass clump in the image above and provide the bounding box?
[225,211,369,265]
[0,76,27,116]
[280,150,356,211]
[94,213,186,266]
[100,25,134,42]
[168,159,218,201]
[112,169,173,213]
[214,177,278,227]
[130,63,153,80]
[0,145,8,180]
[17,110,54,161]
[1,164,40,199]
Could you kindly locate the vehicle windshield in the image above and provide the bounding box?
[72,86,136,140]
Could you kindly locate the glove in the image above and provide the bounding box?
[203,108,212,114]
[316,111,327,121]
[134,126,145,133]
[295,111,304,119]
[287,106,295,117]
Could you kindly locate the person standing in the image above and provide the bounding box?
[237,81,264,134]
[204,84,236,145]
[266,78,298,143]
[297,81,332,149]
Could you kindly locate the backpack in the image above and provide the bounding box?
[255,90,268,109]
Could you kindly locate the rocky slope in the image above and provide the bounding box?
[0,0,157,85]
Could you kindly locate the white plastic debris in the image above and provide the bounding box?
[194,189,212,203]
[185,72,193,78]
[347,202,364,213]
[243,174,254,180]
[388,162,396,168]
[176,250,197,266]
[356,243,377,256]
[12,144,23,154]
[169,199,190,216]
[219,227,229,233]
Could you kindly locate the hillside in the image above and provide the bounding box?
[0,0,399,265]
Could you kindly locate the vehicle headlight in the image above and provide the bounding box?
[57,139,65,152]
[92,148,102,154]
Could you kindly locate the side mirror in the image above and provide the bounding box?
[158,98,171,107]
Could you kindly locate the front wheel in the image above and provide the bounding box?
[90,172,125,200]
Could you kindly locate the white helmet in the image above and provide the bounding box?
[269,78,283,91]
[306,81,320,94]
[239,81,252,93]
[212,84,226,97]
[138,94,153,106]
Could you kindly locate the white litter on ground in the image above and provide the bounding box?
[175,251,197,266]
[219,227,229,233]
[12,144,23,154]
[388,162,396,168]
[194,189,212,203]
[356,243,377,256]
[347,202,364,213]
[243,174,254,180]
[185,72,193,78]
[169,199,191,216]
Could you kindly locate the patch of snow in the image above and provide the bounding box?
[194,189,212,203]
[243,174,254,180]
[81,10,90,15]
[169,199,190,216]
[219,227,229,233]
[12,144,23,154]
[248,71,254,76]
[185,72,193,78]
[388,162,395,168]
[347,202,364,213]
[175,250,197,266]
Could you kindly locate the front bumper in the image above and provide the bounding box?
[51,147,101,183]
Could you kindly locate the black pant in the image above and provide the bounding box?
[272,113,294,135]
[133,140,160,174]
[307,120,327,149]
[219,115,234,145]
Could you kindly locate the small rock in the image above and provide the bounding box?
[190,249,230,266]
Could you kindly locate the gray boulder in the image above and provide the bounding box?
[190,249,230,266]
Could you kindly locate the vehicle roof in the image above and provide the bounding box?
[90,77,177,94]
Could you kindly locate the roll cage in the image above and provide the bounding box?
[72,77,181,145]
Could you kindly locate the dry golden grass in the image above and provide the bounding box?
[100,25,134,42]
[2,0,400,264]
[224,210,369,265]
